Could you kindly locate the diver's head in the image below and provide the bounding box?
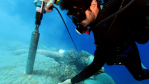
[59,0,101,34]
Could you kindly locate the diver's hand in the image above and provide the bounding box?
[58,79,72,84]
[34,0,55,12]
[45,0,55,12]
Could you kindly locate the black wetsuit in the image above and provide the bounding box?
[71,0,149,84]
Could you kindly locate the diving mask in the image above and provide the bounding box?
[67,1,92,35]
[67,13,91,35]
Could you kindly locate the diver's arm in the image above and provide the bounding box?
[71,48,106,84]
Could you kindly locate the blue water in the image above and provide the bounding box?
[0,0,149,84]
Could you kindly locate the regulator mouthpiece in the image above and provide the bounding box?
[75,27,91,35]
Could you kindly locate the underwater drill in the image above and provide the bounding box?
[26,0,46,74]
[26,0,79,74]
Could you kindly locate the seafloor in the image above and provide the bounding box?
[0,40,115,84]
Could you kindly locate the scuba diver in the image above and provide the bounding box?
[34,0,149,84]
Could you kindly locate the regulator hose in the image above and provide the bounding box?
[53,6,79,52]
[95,0,135,27]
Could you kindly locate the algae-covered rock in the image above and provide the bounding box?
[10,49,63,58]
[63,49,79,64]
[94,73,115,84]
[76,50,91,71]
[78,50,92,65]
[0,53,65,84]
[83,73,115,84]
[37,49,63,58]
[63,64,79,79]
[84,79,102,84]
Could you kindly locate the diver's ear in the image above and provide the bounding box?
[90,0,98,10]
